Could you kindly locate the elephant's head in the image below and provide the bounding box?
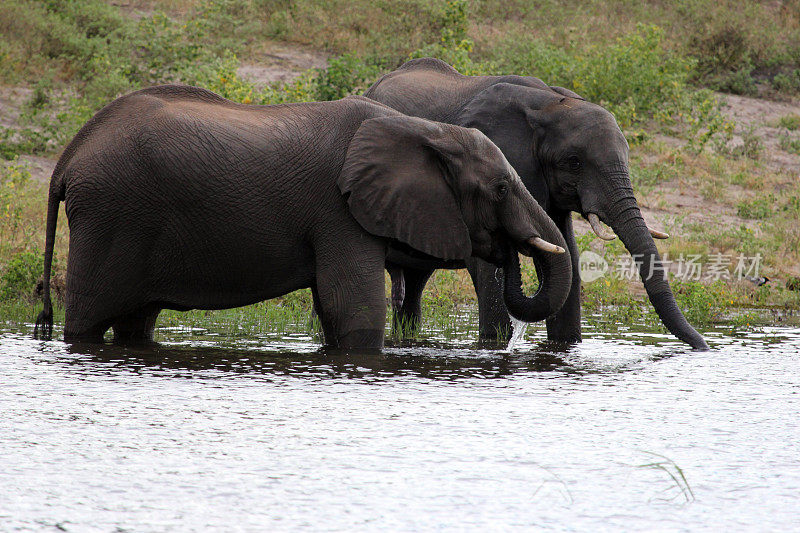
[459,82,708,350]
[338,115,573,323]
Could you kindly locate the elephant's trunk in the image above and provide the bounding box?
[498,178,573,324]
[501,242,569,322]
[599,163,709,350]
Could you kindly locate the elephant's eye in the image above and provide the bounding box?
[568,157,582,172]
[496,183,509,198]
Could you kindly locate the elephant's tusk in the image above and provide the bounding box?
[528,236,565,254]
[587,213,616,241]
[649,227,670,239]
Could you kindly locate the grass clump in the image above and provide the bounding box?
[777,114,800,131]
[779,132,800,155]
[736,194,774,220]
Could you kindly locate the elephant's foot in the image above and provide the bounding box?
[112,308,160,344]
[327,328,385,352]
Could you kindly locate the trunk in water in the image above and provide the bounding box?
[502,241,572,324]
[603,167,709,350]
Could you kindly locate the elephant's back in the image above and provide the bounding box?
[61,88,346,199]
[59,88,353,264]
[364,58,551,122]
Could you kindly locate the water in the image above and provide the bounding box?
[507,316,528,350]
[1,313,799,531]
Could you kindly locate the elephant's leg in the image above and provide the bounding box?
[386,262,406,312]
[391,267,433,336]
[310,286,324,331]
[315,242,387,350]
[63,228,153,344]
[63,314,108,343]
[112,306,161,343]
[466,257,512,339]
[545,211,582,342]
[63,245,115,343]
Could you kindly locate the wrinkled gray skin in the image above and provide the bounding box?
[365,58,709,350]
[34,84,572,350]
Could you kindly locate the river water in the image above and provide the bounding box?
[1,315,799,531]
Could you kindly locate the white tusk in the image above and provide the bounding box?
[649,228,669,239]
[528,236,565,254]
[587,213,616,241]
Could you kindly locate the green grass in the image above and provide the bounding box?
[779,132,800,155]
[777,114,800,130]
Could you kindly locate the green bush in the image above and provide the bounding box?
[492,24,727,137]
[314,54,386,101]
[772,69,800,94]
[689,26,758,95]
[779,132,800,155]
[672,280,720,325]
[410,0,485,76]
[0,250,42,302]
[571,25,695,125]
[706,66,758,96]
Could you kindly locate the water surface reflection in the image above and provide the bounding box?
[1,320,799,531]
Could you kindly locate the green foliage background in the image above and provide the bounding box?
[0,0,742,159]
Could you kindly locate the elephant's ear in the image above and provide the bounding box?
[338,116,472,261]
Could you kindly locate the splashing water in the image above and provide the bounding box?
[506,315,528,350]
[493,265,530,351]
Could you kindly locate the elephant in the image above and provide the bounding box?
[33,84,573,350]
[364,58,709,350]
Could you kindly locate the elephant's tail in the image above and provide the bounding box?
[34,175,64,340]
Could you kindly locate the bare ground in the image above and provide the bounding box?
[574,92,800,283]
[237,43,329,86]
[723,93,800,174]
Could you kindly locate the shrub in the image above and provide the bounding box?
[672,280,721,325]
[573,25,696,125]
[492,24,729,140]
[410,0,485,75]
[772,69,800,94]
[0,250,42,302]
[689,26,759,95]
[314,54,386,101]
[706,66,758,96]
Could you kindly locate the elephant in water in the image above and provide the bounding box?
[365,58,708,350]
[34,85,572,350]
